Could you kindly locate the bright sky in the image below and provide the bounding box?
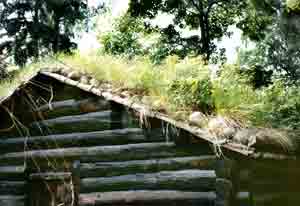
[79,0,129,52]
[88,0,129,16]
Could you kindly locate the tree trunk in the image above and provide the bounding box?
[204,13,210,61]
[32,1,40,59]
[52,15,60,53]
[197,1,210,62]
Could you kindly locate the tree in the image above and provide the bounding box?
[100,14,145,58]
[287,0,300,12]
[128,0,247,61]
[240,0,300,85]
[0,0,89,66]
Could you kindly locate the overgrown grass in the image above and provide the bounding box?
[2,52,299,130]
[212,65,300,129]
[57,51,300,130]
[58,53,211,114]
[0,64,40,100]
[0,57,59,101]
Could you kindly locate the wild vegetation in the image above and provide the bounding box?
[1,0,300,131]
[42,52,299,131]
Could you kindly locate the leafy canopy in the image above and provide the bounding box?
[128,0,247,62]
[0,0,89,66]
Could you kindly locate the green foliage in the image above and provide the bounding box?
[168,77,213,113]
[250,0,282,14]
[0,0,89,66]
[1,51,298,130]
[237,7,273,41]
[129,0,247,61]
[101,31,143,57]
[241,23,300,85]
[239,0,300,86]
[212,65,300,129]
[0,61,43,98]
[211,65,260,121]
[287,0,300,12]
[251,82,300,129]
[100,14,145,58]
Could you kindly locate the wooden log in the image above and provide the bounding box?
[32,110,112,123]
[79,191,216,206]
[0,166,25,180]
[37,99,77,111]
[0,142,211,165]
[79,156,217,178]
[30,111,124,134]
[30,172,72,181]
[80,170,216,193]
[35,98,110,119]
[0,128,165,152]
[0,181,25,195]
[0,195,25,206]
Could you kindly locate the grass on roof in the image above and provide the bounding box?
[2,51,300,131]
[56,51,300,130]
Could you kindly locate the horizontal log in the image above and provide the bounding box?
[37,99,78,112]
[80,156,217,178]
[35,98,110,119]
[30,172,72,181]
[0,195,25,206]
[79,191,216,206]
[0,166,25,180]
[0,181,25,195]
[34,111,113,124]
[80,170,216,193]
[30,111,122,134]
[0,142,211,165]
[0,128,165,152]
